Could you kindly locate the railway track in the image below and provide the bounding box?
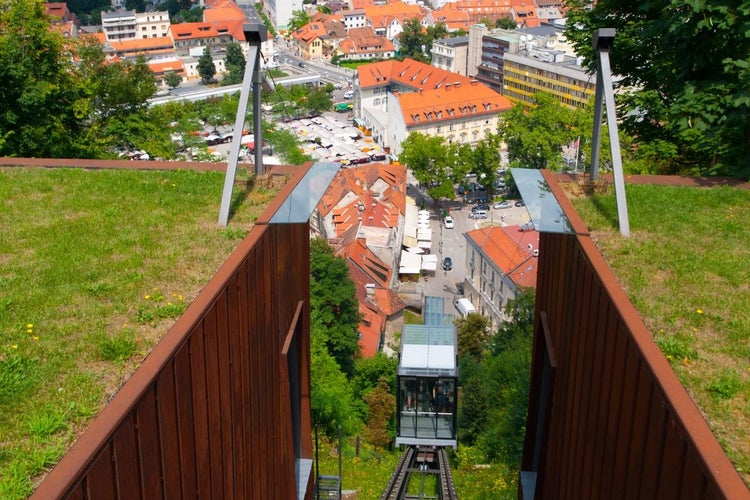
[381,446,458,500]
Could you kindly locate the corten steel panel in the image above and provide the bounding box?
[31,164,315,499]
[521,171,749,499]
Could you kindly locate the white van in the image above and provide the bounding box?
[454,297,476,317]
[469,210,487,219]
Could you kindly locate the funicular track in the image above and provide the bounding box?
[381,446,458,500]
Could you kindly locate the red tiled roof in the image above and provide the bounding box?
[203,0,247,21]
[465,225,539,288]
[357,58,513,125]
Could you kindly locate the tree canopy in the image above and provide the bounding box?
[498,92,581,170]
[222,43,246,85]
[565,0,750,178]
[310,238,361,377]
[197,47,216,84]
[287,9,312,33]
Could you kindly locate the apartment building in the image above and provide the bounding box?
[101,10,170,42]
[463,225,538,329]
[431,35,469,75]
[355,58,513,155]
[263,0,303,32]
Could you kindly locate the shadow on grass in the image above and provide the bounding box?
[227,174,256,222]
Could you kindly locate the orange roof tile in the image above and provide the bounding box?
[148,59,185,74]
[203,0,246,21]
[465,225,539,288]
[341,27,394,55]
[357,58,513,126]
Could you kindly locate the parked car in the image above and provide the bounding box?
[444,216,454,229]
[472,203,490,212]
[344,90,354,99]
[469,210,488,219]
[494,201,513,209]
[515,200,526,207]
[443,257,453,271]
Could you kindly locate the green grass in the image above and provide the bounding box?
[0,166,280,497]
[315,439,518,499]
[571,182,750,483]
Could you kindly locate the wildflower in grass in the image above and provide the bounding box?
[178,295,183,301]
[693,327,697,332]
[696,309,703,315]
[11,344,17,349]
[144,294,151,300]
[26,323,33,329]
[32,336,38,341]
[26,328,33,334]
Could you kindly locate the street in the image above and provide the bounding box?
[409,184,532,317]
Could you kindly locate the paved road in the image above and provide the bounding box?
[410,187,531,317]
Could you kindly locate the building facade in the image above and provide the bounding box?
[431,35,469,75]
[263,0,303,32]
[463,226,538,329]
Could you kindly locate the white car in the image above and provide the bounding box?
[494,201,513,209]
[444,216,454,228]
[344,90,354,99]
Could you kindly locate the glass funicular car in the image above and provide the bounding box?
[396,296,458,449]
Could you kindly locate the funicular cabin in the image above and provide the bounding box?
[396,296,458,449]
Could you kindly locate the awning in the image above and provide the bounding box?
[421,254,438,271]
[399,249,422,274]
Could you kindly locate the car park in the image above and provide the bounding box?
[444,216,454,229]
[443,257,453,271]
[494,201,513,209]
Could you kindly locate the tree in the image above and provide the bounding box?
[398,18,429,62]
[310,332,363,438]
[565,0,750,178]
[498,92,578,170]
[455,312,491,361]
[164,71,182,90]
[495,17,517,30]
[352,353,398,399]
[310,238,362,377]
[0,0,93,158]
[362,377,396,448]
[287,9,311,33]
[222,42,246,85]
[399,132,454,202]
[197,47,216,84]
[470,133,503,191]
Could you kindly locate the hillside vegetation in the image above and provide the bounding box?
[0,166,279,497]
[571,182,750,484]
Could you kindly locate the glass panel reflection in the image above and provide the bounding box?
[510,168,574,234]
[269,161,340,224]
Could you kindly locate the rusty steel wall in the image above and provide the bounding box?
[521,171,749,499]
[30,164,314,499]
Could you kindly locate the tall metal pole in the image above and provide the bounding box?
[590,28,630,237]
[218,10,267,226]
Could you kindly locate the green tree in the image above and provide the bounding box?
[164,71,182,90]
[470,133,503,191]
[310,331,363,438]
[399,132,454,202]
[495,17,517,29]
[223,42,246,85]
[265,126,308,164]
[565,0,750,178]
[498,92,578,170]
[352,353,398,399]
[287,9,311,33]
[455,312,491,361]
[197,47,217,84]
[398,18,429,62]
[362,377,397,448]
[0,0,92,158]
[310,238,362,377]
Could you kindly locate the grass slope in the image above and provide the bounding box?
[571,183,750,483]
[0,167,280,497]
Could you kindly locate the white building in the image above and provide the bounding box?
[263,0,304,32]
[102,10,170,42]
[430,35,469,75]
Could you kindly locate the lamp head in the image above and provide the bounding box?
[592,28,616,50]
